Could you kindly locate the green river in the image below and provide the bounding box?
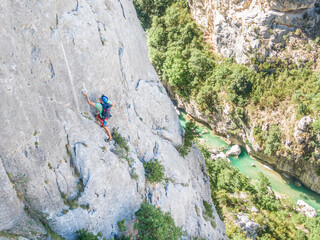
[179,111,320,212]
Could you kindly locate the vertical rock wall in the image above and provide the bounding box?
[0,0,227,239]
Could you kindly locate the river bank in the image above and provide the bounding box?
[179,111,320,212]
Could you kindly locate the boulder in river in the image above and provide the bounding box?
[226,145,241,157]
[295,180,302,187]
[296,200,317,218]
[251,163,256,167]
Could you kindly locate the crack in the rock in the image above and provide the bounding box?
[56,13,59,27]
[153,141,159,158]
[71,0,79,13]
[132,102,143,122]
[135,79,141,89]
[117,0,126,19]
[49,61,55,80]
[97,21,107,46]
[118,47,126,81]
[0,154,15,186]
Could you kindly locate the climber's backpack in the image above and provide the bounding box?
[100,95,112,119]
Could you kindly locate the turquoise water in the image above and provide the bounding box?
[179,111,320,212]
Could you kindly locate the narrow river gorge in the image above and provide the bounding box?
[179,110,320,212]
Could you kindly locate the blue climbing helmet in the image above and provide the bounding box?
[100,95,109,103]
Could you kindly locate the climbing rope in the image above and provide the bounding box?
[118,105,159,208]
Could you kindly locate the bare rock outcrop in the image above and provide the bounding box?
[189,0,320,69]
[226,145,241,157]
[296,200,318,217]
[0,0,227,239]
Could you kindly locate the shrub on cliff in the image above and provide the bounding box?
[178,120,199,157]
[112,128,129,153]
[143,159,165,183]
[135,203,184,240]
[76,229,99,240]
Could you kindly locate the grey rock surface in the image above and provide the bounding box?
[298,116,312,131]
[189,0,320,68]
[0,0,227,239]
[269,0,316,11]
[297,200,318,217]
[211,152,227,160]
[0,159,24,231]
[235,213,260,240]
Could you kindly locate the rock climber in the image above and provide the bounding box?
[82,92,114,141]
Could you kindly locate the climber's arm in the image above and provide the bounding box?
[82,93,95,107]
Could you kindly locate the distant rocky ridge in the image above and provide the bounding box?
[0,0,227,239]
[189,0,320,69]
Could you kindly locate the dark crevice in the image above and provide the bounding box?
[72,0,79,13]
[271,7,310,14]
[97,21,107,46]
[117,0,126,19]
[49,61,55,79]
[148,191,153,203]
[165,183,168,197]
[153,141,159,158]
[135,79,141,89]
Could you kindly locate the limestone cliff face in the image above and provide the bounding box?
[0,0,227,239]
[189,0,320,69]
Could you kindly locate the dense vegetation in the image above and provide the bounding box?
[135,203,184,240]
[76,203,183,240]
[199,145,320,239]
[134,0,320,128]
[137,0,320,118]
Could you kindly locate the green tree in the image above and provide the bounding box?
[264,126,282,156]
[254,173,279,211]
[196,85,217,114]
[135,203,183,240]
[227,66,253,104]
[76,229,99,240]
[117,219,127,232]
[143,159,165,183]
[178,120,199,157]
